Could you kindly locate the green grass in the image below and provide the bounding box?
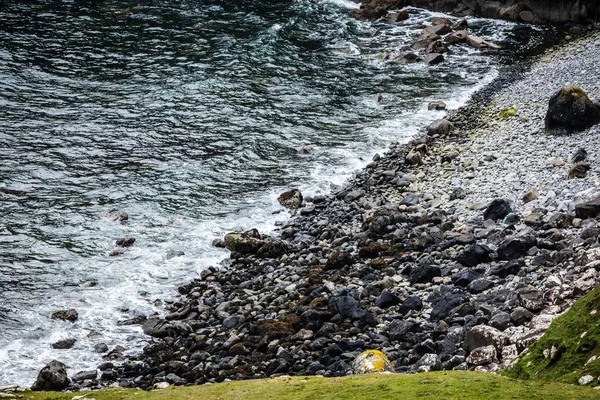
[10,371,599,400]
[504,285,600,384]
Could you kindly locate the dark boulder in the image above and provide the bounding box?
[575,194,600,219]
[398,296,423,315]
[31,360,70,391]
[457,244,492,267]
[483,199,512,221]
[328,295,360,318]
[72,370,98,382]
[387,319,416,341]
[223,230,263,254]
[256,238,289,258]
[325,250,355,270]
[408,264,441,284]
[115,237,135,247]
[51,309,78,323]
[467,278,494,294]
[545,85,600,134]
[451,270,480,288]
[489,259,523,278]
[429,286,466,320]
[277,188,303,210]
[375,289,401,309]
[52,338,76,349]
[427,119,453,136]
[496,236,534,260]
[142,318,191,338]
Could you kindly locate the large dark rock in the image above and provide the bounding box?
[489,259,523,278]
[457,244,492,267]
[142,318,191,338]
[256,238,289,258]
[277,188,303,210]
[545,86,600,134]
[387,319,416,341]
[429,286,466,320]
[483,199,512,221]
[575,194,600,219]
[451,270,480,288]
[328,296,360,318]
[375,289,401,309]
[31,360,70,391]
[408,264,442,284]
[51,309,78,323]
[399,296,423,315]
[223,230,263,254]
[496,236,534,260]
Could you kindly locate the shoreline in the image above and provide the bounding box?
[26,25,600,392]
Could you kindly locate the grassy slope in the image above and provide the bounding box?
[504,285,600,384]
[15,372,599,400]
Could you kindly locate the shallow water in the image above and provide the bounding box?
[0,0,554,387]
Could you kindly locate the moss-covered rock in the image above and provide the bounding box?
[352,350,393,374]
[545,85,600,134]
[503,284,600,384]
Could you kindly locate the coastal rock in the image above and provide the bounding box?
[445,30,468,44]
[115,237,135,247]
[31,360,70,391]
[496,236,534,260]
[466,35,501,49]
[142,318,191,338]
[545,86,600,134]
[105,209,128,222]
[426,40,447,54]
[223,230,263,254]
[457,244,491,267]
[51,309,78,323]
[424,53,444,65]
[427,119,453,136]
[412,31,441,50]
[464,325,507,352]
[572,148,588,163]
[568,162,590,179]
[277,188,303,210]
[522,188,539,203]
[375,289,401,309]
[467,345,497,366]
[575,194,600,219]
[483,199,512,221]
[428,101,446,110]
[52,338,76,349]
[416,353,441,371]
[387,10,409,22]
[256,238,289,258]
[352,350,393,374]
[409,264,441,284]
[72,370,98,382]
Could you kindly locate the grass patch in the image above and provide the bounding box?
[504,285,600,384]
[11,371,599,400]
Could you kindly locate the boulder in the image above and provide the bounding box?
[375,289,401,309]
[31,360,70,391]
[72,370,98,382]
[416,353,441,371]
[424,53,444,65]
[545,86,600,134]
[115,237,135,247]
[52,339,76,349]
[105,209,128,222]
[427,118,453,136]
[464,325,507,352]
[467,345,497,366]
[352,350,393,374]
[444,30,468,44]
[466,35,501,49]
[489,259,523,278]
[451,269,480,288]
[387,10,409,22]
[426,40,447,54]
[256,238,289,258]
[142,318,192,338]
[408,264,441,284]
[51,309,78,323]
[457,244,492,267]
[483,199,512,221]
[328,295,360,318]
[277,188,303,210]
[398,296,423,315]
[496,236,534,260]
[223,230,263,254]
[428,101,446,110]
[424,24,452,36]
[412,31,441,49]
[575,194,600,219]
[387,319,416,340]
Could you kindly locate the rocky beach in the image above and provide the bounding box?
[36,28,600,391]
